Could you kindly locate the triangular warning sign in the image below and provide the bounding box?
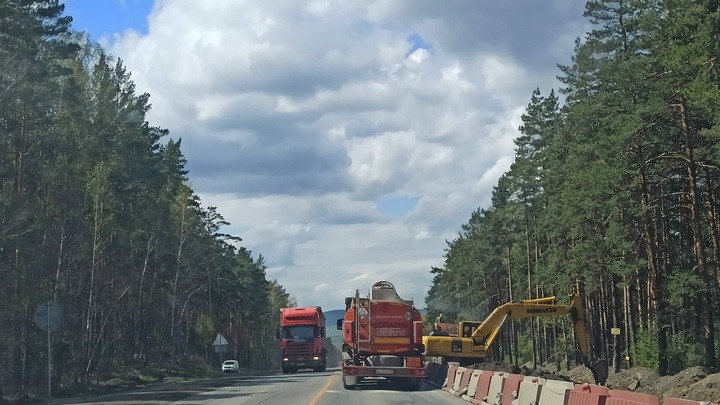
[213,333,227,346]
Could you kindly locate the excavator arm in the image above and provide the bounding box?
[424,294,609,385]
[468,296,575,348]
[567,294,609,386]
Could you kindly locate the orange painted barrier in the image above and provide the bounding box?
[463,370,483,401]
[484,372,508,405]
[607,390,660,405]
[466,370,494,405]
[442,364,458,391]
[538,379,574,405]
[501,373,525,405]
[515,376,545,405]
[447,367,473,396]
[568,384,611,405]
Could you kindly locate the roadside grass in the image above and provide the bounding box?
[5,357,229,405]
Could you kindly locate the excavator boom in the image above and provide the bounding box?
[423,293,609,385]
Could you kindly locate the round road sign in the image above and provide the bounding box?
[34,301,63,332]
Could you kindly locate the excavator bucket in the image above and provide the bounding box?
[589,359,609,386]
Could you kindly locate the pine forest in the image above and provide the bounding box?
[0,0,296,399]
[425,0,720,377]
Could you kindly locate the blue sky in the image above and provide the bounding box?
[406,34,431,56]
[63,0,152,41]
[377,195,419,217]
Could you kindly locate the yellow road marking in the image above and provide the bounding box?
[308,373,337,405]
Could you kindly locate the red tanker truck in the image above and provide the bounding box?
[276,306,328,374]
[336,281,425,390]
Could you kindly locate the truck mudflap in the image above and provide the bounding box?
[342,366,426,378]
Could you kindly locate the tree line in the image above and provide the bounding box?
[0,0,295,398]
[425,0,720,377]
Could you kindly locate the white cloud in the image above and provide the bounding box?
[108,0,587,310]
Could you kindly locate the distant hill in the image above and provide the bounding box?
[324,309,345,326]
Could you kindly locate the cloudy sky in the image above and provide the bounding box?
[64,0,589,311]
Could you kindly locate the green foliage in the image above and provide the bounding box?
[632,327,659,371]
[667,333,704,375]
[632,327,705,375]
[0,1,292,397]
[426,0,720,374]
[516,332,535,366]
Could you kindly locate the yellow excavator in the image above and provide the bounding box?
[422,294,609,385]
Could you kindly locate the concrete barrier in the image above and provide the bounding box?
[430,363,719,405]
[448,367,473,396]
[442,364,459,390]
[500,373,525,405]
[568,383,610,405]
[538,379,574,405]
[465,370,483,399]
[511,376,544,405]
[484,372,508,405]
[464,370,494,405]
[432,364,720,405]
[606,390,660,405]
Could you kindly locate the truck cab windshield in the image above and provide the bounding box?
[281,325,318,339]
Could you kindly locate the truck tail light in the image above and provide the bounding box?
[413,321,423,345]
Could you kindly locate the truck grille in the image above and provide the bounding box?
[286,342,313,357]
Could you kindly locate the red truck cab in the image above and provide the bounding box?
[276,306,328,374]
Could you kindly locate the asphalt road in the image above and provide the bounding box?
[46,368,468,405]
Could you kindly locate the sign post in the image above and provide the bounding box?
[611,327,621,372]
[34,301,63,398]
[213,333,228,363]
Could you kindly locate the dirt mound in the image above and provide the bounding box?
[657,366,708,399]
[466,362,521,374]
[605,366,661,394]
[558,365,596,384]
[523,367,573,382]
[680,372,720,403]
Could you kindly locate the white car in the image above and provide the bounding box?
[222,360,239,373]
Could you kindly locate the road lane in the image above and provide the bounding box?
[314,374,468,405]
[170,369,337,405]
[46,368,468,405]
